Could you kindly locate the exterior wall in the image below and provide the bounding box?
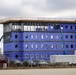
[4,23,76,61]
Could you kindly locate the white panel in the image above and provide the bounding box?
[24,26,27,31]
[50,55,76,64]
[31,26,35,31]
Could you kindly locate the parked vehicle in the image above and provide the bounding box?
[50,55,76,66]
[9,59,22,67]
[33,59,48,66]
[23,60,36,67]
[0,59,7,67]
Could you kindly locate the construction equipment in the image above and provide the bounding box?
[0,35,3,54]
[60,25,66,55]
[54,24,66,55]
[0,35,3,41]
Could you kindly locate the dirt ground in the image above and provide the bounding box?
[0,68,76,75]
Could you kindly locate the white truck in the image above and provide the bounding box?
[50,55,76,65]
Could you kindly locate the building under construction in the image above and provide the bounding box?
[0,18,76,61]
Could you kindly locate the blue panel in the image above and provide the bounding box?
[4,23,76,61]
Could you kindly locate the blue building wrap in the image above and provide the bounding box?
[3,20,76,61]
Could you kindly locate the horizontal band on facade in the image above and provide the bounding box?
[4,31,76,34]
[4,50,74,52]
[4,40,76,43]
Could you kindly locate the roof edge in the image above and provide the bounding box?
[0,17,76,24]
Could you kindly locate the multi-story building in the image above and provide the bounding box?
[0,18,76,61]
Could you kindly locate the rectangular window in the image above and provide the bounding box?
[25,35,28,38]
[31,26,35,31]
[66,45,68,48]
[66,26,68,29]
[31,35,33,39]
[75,26,76,29]
[36,35,38,38]
[41,35,43,39]
[46,35,48,38]
[56,35,58,39]
[25,54,29,58]
[31,44,34,48]
[46,44,49,48]
[51,35,53,39]
[36,44,38,48]
[41,44,44,48]
[45,26,48,31]
[27,26,31,31]
[61,45,64,48]
[36,54,39,58]
[25,44,28,48]
[70,26,72,29]
[30,54,34,59]
[46,54,49,58]
[35,26,37,31]
[56,45,58,48]
[15,35,18,38]
[41,54,44,58]
[12,25,15,31]
[41,26,45,31]
[24,26,28,31]
[14,25,21,31]
[15,45,18,48]
[38,26,41,28]
[51,26,53,29]
[51,44,54,48]
[61,26,63,29]
[66,35,68,38]
[45,26,48,29]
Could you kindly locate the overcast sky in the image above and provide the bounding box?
[0,0,76,18]
[0,0,76,53]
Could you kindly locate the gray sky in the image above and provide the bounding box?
[0,0,76,18]
[0,0,76,53]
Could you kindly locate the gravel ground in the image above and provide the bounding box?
[0,68,76,75]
